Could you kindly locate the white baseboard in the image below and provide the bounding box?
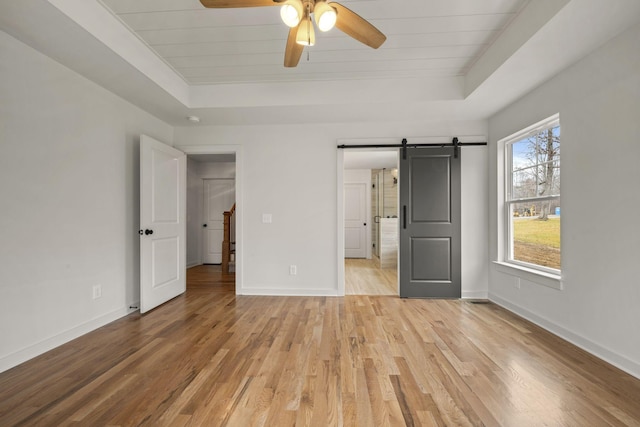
[238,287,340,296]
[462,290,488,299]
[0,303,139,374]
[240,289,488,298]
[489,293,640,380]
[187,262,202,269]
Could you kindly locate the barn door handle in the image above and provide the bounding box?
[403,206,407,229]
[144,229,154,235]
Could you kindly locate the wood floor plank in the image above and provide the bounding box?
[354,367,376,426]
[362,358,391,426]
[1,264,640,426]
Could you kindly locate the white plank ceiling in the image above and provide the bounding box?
[98,0,528,85]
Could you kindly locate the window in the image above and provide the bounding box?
[504,114,560,274]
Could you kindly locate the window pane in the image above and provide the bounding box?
[510,200,560,270]
[509,125,560,200]
[512,165,538,199]
[511,139,530,172]
[545,160,560,196]
[535,127,560,164]
[535,163,558,198]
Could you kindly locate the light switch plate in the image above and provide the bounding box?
[262,213,272,223]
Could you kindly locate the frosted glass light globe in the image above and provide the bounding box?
[281,4,302,27]
[314,2,337,32]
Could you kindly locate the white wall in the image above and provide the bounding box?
[198,162,235,179]
[461,146,490,299]
[174,120,489,297]
[488,23,640,377]
[0,31,174,372]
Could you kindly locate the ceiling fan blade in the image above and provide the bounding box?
[331,2,386,49]
[200,0,283,8]
[284,24,304,67]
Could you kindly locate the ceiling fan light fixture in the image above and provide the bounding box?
[296,15,315,46]
[314,1,337,32]
[280,1,303,28]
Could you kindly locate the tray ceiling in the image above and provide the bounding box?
[98,0,528,85]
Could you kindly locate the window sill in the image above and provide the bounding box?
[492,261,563,290]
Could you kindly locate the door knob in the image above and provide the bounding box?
[144,229,154,235]
[203,224,207,228]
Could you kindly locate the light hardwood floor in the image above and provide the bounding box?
[345,257,397,295]
[1,266,639,426]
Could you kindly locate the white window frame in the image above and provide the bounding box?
[496,114,562,288]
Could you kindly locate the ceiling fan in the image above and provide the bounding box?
[199,0,387,67]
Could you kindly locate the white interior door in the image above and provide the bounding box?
[203,179,235,264]
[140,135,186,314]
[344,183,367,258]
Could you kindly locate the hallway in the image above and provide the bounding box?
[187,264,235,292]
[345,257,397,295]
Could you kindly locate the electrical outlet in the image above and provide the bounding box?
[262,213,272,224]
[92,284,102,299]
[289,265,297,275]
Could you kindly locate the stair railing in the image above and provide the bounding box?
[221,203,236,274]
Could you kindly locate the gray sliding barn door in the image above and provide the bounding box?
[399,147,461,298]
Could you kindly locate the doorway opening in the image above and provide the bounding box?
[342,149,399,295]
[186,153,237,292]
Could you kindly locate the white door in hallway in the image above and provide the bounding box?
[139,135,186,314]
[344,183,367,258]
[203,179,235,264]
